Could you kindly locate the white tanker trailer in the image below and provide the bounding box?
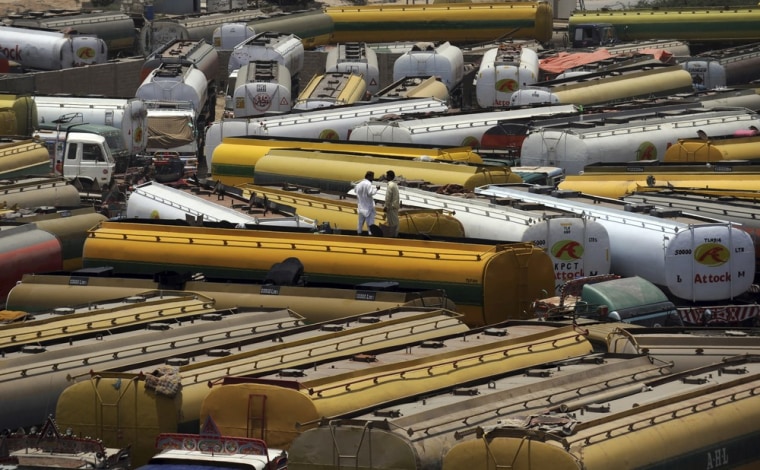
[212,22,256,50]
[371,184,610,290]
[475,46,539,109]
[33,95,149,158]
[203,97,450,170]
[474,184,756,302]
[136,63,209,121]
[520,106,760,175]
[393,41,464,91]
[138,10,266,55]
[347,104,578,149]
[126,181,315,228]
[326,42,380,95]
[0,25,107,70]
[227,31,304,76]
[231,60,292,118]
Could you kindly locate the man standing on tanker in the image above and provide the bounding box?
[355,170,379,235]
[384,170,400,237]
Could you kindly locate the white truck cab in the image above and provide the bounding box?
[51,132,116,191]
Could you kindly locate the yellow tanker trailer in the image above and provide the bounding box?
[82,220,554,326]
[326,2,554,44]
[236,183,466,238]
[442,355,760,470]
[54,307,471,466]
[210,136,483,187]
[251,148,520,192]
[0,139,52,179]
[199,324,593,450]
[664,133,760,162]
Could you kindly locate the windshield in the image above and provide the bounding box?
[104,132,127,154]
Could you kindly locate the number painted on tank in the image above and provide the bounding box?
[675,249,692,255]
[706,447,728,469]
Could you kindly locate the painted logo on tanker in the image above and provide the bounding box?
[495,78,518,93]
[694,242,729,267]
[76,47,96,60]
[462,136,479,147]
[551,240,584,261]
[637,142,657,160]
[252,94,272,112]
[318,129,339,140]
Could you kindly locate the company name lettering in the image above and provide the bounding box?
[694,272,731,283]
[0,44,21,60]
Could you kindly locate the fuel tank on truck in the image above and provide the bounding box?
[476,46,539,109]
[227,31,304,76]
[231,60,292,118]
[202,97,450,162]
[441,355,760,470]
[0,177,81,209]
[0,224,62,301]
[136,63,209,117]
[0,25,107,70]
[326,42,380,95]
[520,106,760,175]
[326,2,554,44]
[141,38,220,84]
[0,94,37,136]
[475,184,756,302]
[54,306,472,467]
[81,220,556,326]
[251,148,521,192]
[0,140,52,179]
[209,135,482,186]
[199,324,593,450]
[393,41,463,91]
[370,184,611,292]
[212,22,255,50]
[286,355,671,470]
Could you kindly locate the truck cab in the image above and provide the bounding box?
[52,132,116,192]
[35,122,129,173]
[570,23,618,48]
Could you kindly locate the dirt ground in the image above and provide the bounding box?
[0,0,88,15]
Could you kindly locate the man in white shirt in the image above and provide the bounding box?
[384,170,400,237]
[355,170,379,235]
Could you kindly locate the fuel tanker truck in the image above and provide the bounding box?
[0,94,37,137]
[475,184,756,303]
[81,220,556,326]
[0,25,107,70]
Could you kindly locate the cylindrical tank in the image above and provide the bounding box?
[202,98,450,159]
[210,136,482,186]
[326,43,380,94]
[393,42,463,91]
[7,11,137,57]
[31,210,109,272]
[375,76,450,102]
[0,25,107,70]
[475,184,757,302]
[82,220,555,326]
[681,59,727,90]
[327,2,554,44]
[231,61,292,118]
[0,177,80,209]
[0,224,62,301]
[227,32,304,75]
[520,107,760,175]
[199,325,592,450]
[141,39,220,84]
[569,7,760,45]
[293,73,366,111]
[513,65,695,107]
[212,22,255,50]
[347,104,578,149]
[136,64,209,115]
[476,46,539,108]
[252,149,519,191]
[247,10,335,49]
[0,140,52,179]
[376,185,611,291]
[33,96,149,157]
[54,307,472,466]
[0,94,37,136]
[664,134,760,162]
